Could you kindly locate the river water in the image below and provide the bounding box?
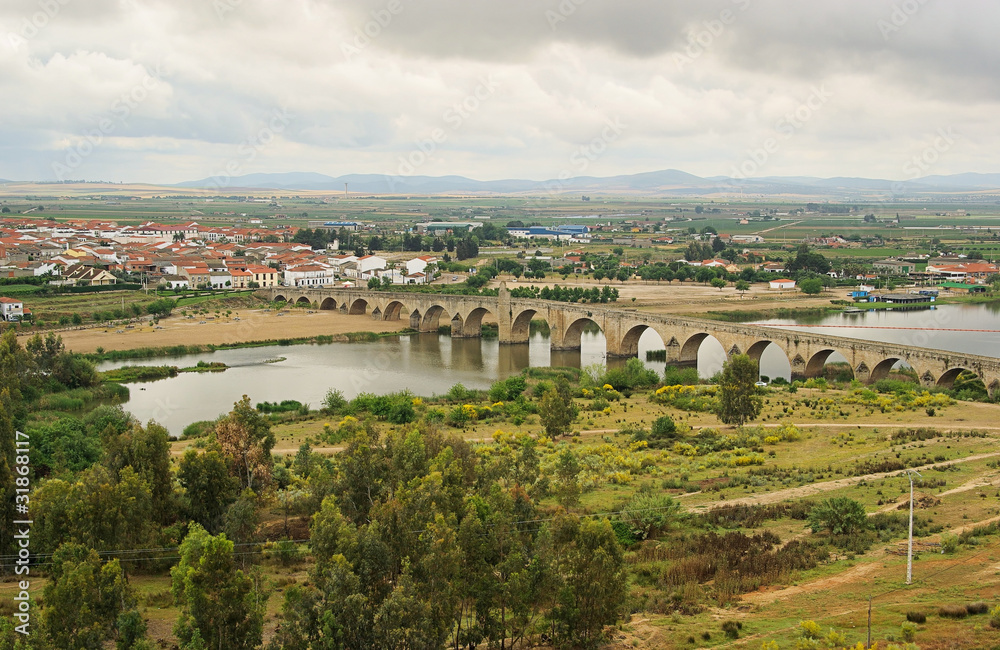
[100,303,1000,436]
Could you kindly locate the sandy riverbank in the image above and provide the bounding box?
[46,309,408,354]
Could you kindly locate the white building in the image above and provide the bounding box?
[769,278,796,290]
[284,264,337,287]
[356,255,387,274]
[405,255,437,276]
[0,297,25,321]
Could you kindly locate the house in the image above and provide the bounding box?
[283,264,336,287]
[159,274,190,290]
[63,264,118,286]
[209,271,233,289]
[769,278,796,290]
[760,262,786,273]
[0,297,25,321]
[178,265,211,288]
[356,255,387,275]
[873,259,916,275]
[730,234,765,244]
[405,255,437,276]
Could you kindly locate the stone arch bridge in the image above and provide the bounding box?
[262,286,1000,396]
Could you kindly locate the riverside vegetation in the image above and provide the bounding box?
[2,331,1000,648]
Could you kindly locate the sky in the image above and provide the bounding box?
[1,0,997,185]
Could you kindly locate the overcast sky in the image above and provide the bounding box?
[1,0,997,184]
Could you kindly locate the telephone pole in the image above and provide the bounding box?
[906,469,923,585]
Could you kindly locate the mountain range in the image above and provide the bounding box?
[172,170,1000,199]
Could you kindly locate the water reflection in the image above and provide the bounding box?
[101,303,1000,436]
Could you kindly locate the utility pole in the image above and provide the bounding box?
[867,595,872,649]
[907,469,923,585]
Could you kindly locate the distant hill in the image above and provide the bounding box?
[175,169,1000,198]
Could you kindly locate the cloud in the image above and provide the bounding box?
[0,0,998,183]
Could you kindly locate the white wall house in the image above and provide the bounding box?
[0,297,24,321]
[284,264,336,287]
[356,255,387,274]
[769,278,796,290]
[405,255,436,276]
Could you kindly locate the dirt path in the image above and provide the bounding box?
[688,451,1000,511]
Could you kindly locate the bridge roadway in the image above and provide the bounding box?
[262,285,1000,395]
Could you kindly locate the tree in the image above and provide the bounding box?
[800,278,824,294]
[145,298,177,318]
[548,517,627,648]
[735,279,751,295]
[538,380,579,438]
[172,525,265,650]
[102,419,174,523]
[214,395,275,492]
[710,276,727,291]
[367,277,380,290]
[715,354,763,426]
[178,449,240,532]
[807,497,869,536]
[42,543,145,650]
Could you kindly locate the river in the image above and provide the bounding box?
[99,303,1000,436]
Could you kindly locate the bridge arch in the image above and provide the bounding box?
[937,367,973,389]
[421,305,448,333]
[320,297,338,310]
[383,300,408,322]
[462,307,496,338]
[868,357,903,384]
[561,317,604,352]
[295,296,312,306]
[746,340,792,382]
[619,324,665,359]
[510,308,539,344]
[805,349,839,379]
[348,298,369,316]
[272,294,288,303]
[678,332,728,377]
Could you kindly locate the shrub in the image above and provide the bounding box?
[322,388,347,414]
[966,602,989,615]
[650,415,677,441]
[799,620,822,640]
[938,604,968,619]
[905,611,926,624]
[900,621,917,642]
[807,497,869,536]
[990,604,1000,629]
[621,493,682,540]
[721,620,742,639]
[940,532,958,553]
